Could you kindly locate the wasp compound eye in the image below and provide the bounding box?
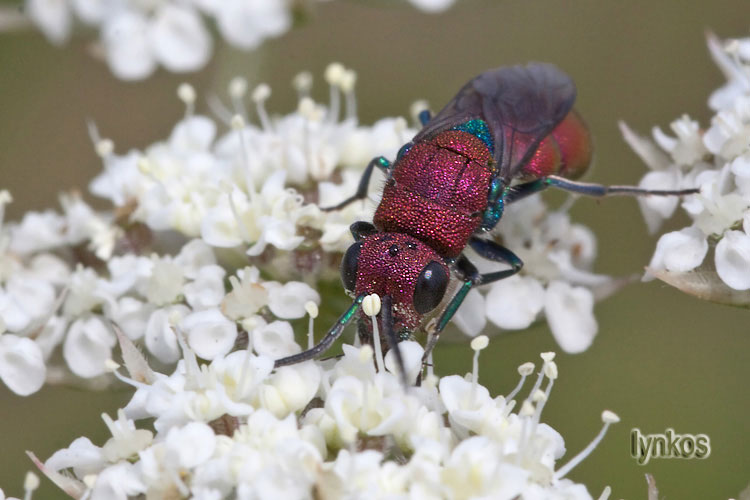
[413,261,448,314]
[341,241,363,292]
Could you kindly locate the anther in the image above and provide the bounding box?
[95,139,114,158]
[231,114,246,130]
[251,83,271,103]
[363,294,385,373]
[177,83,196,105]
[229,77,248,99]
[324,62,345,86]
[24,471,40,500]
[292,71,313,97]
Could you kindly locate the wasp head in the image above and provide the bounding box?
[340,232,450,336]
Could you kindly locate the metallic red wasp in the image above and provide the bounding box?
[274,63,695,377]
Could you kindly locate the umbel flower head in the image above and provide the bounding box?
[26,327,618,500]
[18,0,457,80]
[0,63,616,396]
[622,31,750,305]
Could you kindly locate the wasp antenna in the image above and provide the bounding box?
[274,294,365,368]
[381,295,409,388]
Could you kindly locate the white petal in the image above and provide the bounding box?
[165,422,216,468]
[72,0,104,24]
[150,5,212,73]
[144,307,180,363]
[648,227,708,274]
[215,0,290,50]
[45,437,105,477]
[0,289,32,332]
[183,265,226,310]
[730,151,750,179]
[170,117,217,155]
[267,282,320,319]
[174,239,217,279]
[485,275,545,330]
[91,462,145,499]
[451,288,486,337]
[384,341,423,384]
[715,230,750,290]
[9,210,65,254]
[637,170,681,234]
[102,11,157,81]
[26,0,71,44]
[142,258,185,306]
[181,309,237,360]
[107,297,152,341]
[252,320,299,358]
[35,315,68,360]
[200,199,245,248]
[0,335,46,395]
[407,0,455,12]
[27,253,71,286]
[543,281,597,353]
[266,362,322,414]
[63,316,116,378]
[618,121,670,171]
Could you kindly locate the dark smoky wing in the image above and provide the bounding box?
[414,63,576,181]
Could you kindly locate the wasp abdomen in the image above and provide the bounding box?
[521,110,592,180]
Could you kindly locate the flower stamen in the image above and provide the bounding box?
[362,294,384,372]
[555,410,621,479]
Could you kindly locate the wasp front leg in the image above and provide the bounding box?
[321,156,392,211]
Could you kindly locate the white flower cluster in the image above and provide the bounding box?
[0,187,320,395]
[622,33,750,297]
[29,331,616,500]
[22,0,456,80]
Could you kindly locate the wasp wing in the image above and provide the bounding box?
[413,63,576,182]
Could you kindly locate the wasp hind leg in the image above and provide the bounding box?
[321,156,392,211]
[423,239,523,360]
[543,175,699,198]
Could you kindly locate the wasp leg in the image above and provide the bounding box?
[544,175,699,197]
[503,179,548,205]
[418,109,432,126]
[321,156,392,211]
[274,294,365,368]
[423,242,524,361]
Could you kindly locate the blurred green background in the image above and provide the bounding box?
[2,0,750,498]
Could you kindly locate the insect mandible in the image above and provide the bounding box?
[274,63,696,380]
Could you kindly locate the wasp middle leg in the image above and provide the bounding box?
[423,238,523,360]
